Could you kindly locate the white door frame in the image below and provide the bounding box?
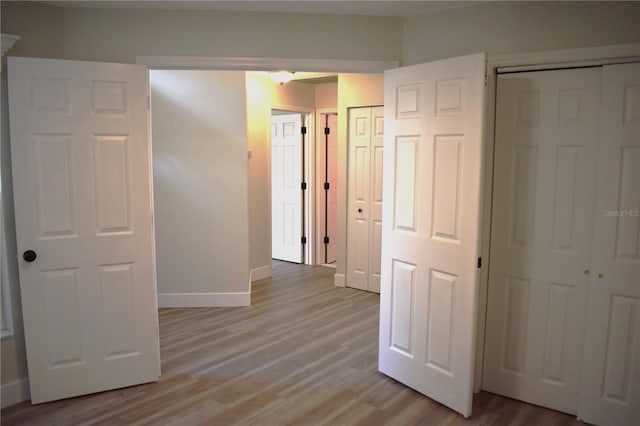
[315,108,338,266]
[474,42,640,392]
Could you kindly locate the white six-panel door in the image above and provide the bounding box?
[347,106,384,293]
[578,63,640,426]
[8,57,160,403]
[271,113,303,263]
[483,68,601,414]
[378,53,486,417]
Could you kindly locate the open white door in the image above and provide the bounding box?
[271,113,303,263]
[8,57,160,404]
[378,53,486,417]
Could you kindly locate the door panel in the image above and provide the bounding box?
[578,63,640,426]
[379,53,486,417]
[271,113,303,263]
[483,67,601,415]
[8,56,160,404]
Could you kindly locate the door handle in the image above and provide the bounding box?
[23,250,37,263]
[358,208,363,213]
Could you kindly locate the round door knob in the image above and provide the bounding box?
[23,250,37,263]
[584,269,590,275]
[358,208,363,213]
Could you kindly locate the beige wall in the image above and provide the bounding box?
[335,73,384,285]
[315,82,338,109]
[246,74,316,273]
[151,70,249,297]
[403,1,640,65]
[1,1,65,387]
[63,8,403,64]
[0,1,65,60]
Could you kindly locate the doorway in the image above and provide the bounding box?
[316,111,338,266]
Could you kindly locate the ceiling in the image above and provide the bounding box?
[39,1,483,17]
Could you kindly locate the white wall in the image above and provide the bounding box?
[335,73,384,286]
[245,74,316,277]
[403,1,640,65]
[151,70,249,306]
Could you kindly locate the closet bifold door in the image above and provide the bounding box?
[483,67,601,415]
[346,106,384,294]
[578,62,640,426]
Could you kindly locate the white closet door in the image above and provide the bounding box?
[271,113,303,263]
[367,106,384,293]
[346,106,383,293]
[483,68,601,414]
[578,62,640,426]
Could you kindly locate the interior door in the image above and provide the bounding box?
[378,53,486,417]
[271,113,303,263]
[8,57,160,404]
[346,106,383,293]
[483,68,601,414]
[578,62,640,426]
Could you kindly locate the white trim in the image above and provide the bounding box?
[490,42,640,73]
[473,42,640,394]
[157,292,250,308]
[136,56,398,73]
[1,378,30,408]
[250,265,272,282]
[334,273,345,288]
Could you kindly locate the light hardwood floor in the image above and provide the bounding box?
[2,261,585,425]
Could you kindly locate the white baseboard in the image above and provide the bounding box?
[334,273,346,287]
[157,292,250,308]
[1,378,30,408]
[250,265,272,282]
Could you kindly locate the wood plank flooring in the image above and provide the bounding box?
[1,261,585,425]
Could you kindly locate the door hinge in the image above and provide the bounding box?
[324,182,330,190]
[324,236,330,244]
[301,126,307,135]
[301,236,307,244]
[301,182,307,190]
[324,127,330,135]
[477,257,482,268]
